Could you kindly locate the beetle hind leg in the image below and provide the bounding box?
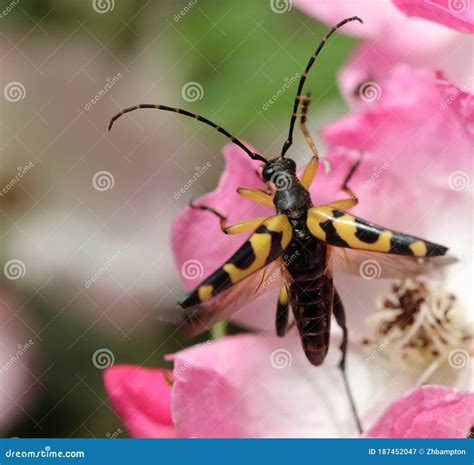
[333,289,363,434]
[276,282,290,337]
[322,152,363,211]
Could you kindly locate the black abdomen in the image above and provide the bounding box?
[285,233,333,366]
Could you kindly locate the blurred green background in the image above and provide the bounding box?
[0,0,357,437]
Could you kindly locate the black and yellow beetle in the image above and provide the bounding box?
[109,17,450,432]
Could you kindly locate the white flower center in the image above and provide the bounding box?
[363,279,472,384]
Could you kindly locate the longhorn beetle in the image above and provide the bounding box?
[108,17,450,433]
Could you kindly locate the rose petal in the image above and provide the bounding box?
[436,70,474,130]
[393,0,474,34]
[294,0,473,97]
[293,0,455,48]
[366,385,474,437]
[104,365,175,438]
[338,37,474,108]
[169,334,422,438]
[339,38,474,106]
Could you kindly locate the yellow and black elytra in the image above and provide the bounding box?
[108,16,450,434]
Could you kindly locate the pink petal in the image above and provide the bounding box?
[366,385,474,437]
[104,365,175,438]
[393,0,474,34]
[168,335,411,438]
[436,70,474,131]
[294,0,473,96]
[339,37,474,105]
[293,0,455,48]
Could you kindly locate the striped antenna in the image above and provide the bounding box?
[280,16,363,158]
[108,104,268,164]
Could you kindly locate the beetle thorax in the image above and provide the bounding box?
[273,177,313,217]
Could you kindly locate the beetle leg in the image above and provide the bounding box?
[333,289,363,434]
[190,201,267,234]
[321,152,363,210]
[276,282,290,337]
[340,152,362,204]
[323,198,358,210]
[299,93,320,189]
[237,187,274,207]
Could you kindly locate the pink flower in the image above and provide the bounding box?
[104,338,473,438]
[366,385,474,438]
[393,0,474,34]
[293,0,474,99]
[104,365,175,438]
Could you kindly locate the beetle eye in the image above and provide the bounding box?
[262,165,273,180]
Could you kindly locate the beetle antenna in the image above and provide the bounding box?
[108,104,268,164]
[280,16,363,158]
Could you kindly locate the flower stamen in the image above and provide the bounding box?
[364,279,472,379]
